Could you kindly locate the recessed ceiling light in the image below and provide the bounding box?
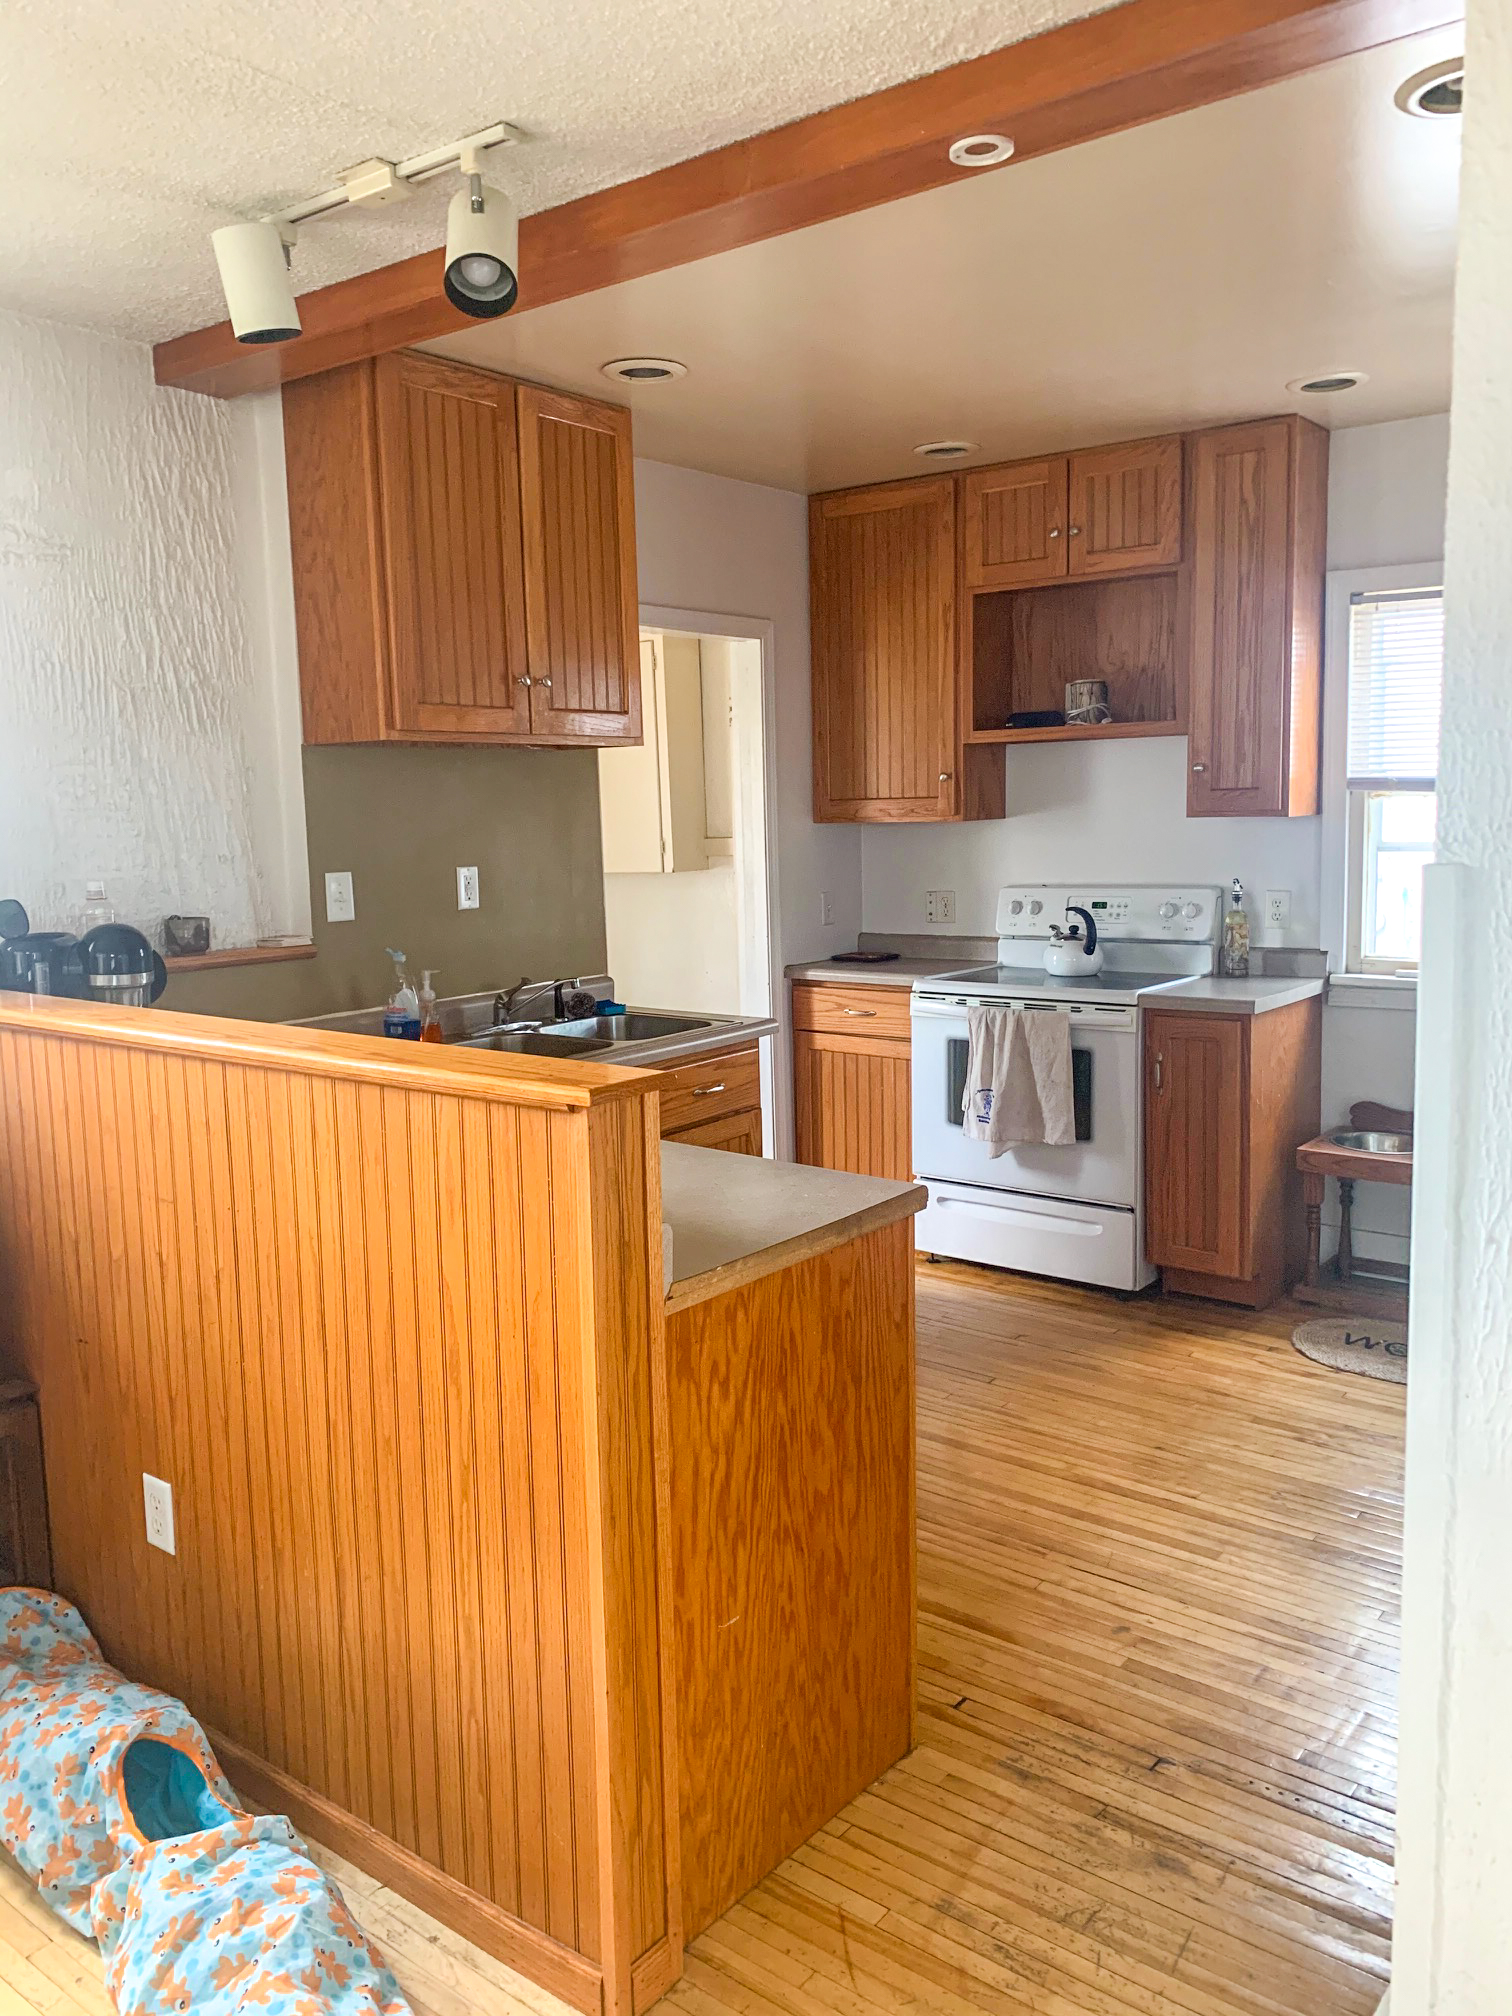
[601,357,687,384]
[948,134,1015,169]
[1288,371,1369,396]
[914,439,977,459]
[1395,57,1464,118]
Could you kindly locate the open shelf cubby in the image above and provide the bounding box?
[967,571,1184,744]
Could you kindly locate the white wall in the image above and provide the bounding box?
[1394,1,1512,2003]
[0,309,307,942]
[604,863,741,1013]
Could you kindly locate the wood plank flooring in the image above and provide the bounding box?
[0,1261,1402,2016]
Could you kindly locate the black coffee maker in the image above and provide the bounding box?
[0,900,85,997]
[1,901,167,1006]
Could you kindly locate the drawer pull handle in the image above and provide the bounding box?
[692,1082,726,1096]
[841,1007,877,1018]
[1192,763,1206,773]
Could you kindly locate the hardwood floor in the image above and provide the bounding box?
[0,1261,1402,2016]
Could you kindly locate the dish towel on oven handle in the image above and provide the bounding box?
[961,1006,1076,1154]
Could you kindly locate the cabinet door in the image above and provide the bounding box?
[962,458,1068,588]
[1144,1010,1247,1277]
[811,479,958,821]
[793,1030,912,1181]
[1068,436,1182,577]
[1188,418,1326,817]
[665,1107,763,1155]
[374,353,532,739]
[517,386,642,744]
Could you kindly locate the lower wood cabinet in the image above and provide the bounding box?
[1144,1000,1321,1308]
[655,1044,763,1153]
[792,983,912,1182]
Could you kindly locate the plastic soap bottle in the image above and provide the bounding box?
[383,950,421,1039]
[1221,878,1251,979]
[419,970,442,1043]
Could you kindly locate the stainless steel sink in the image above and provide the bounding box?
[1327,1128,1413,1154]
[460,1010,715,1060]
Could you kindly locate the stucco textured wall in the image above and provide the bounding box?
[0,309,269,943]
[1393,3,1512,2010]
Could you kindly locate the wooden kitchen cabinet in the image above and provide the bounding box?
[962,437,1181,590]
[792,982,912,1182]
[284,354,640,748]
[1187,416,1328,816]
[656,1043,763,1153]
[1144,1000,1321,1308]
[810,479,1003,823]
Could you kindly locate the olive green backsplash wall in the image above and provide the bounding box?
[164,745,608,1022]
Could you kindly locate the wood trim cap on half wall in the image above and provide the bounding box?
[155,0,1460,398]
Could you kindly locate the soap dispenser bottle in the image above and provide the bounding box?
[1221,879,1251,979]
[418,970,442,1043]
[383,950,421,1039]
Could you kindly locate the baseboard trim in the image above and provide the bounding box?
[212,1731,604,2016]
[632,1936,682,2012]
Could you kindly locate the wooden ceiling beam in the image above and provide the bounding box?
[153,0,1460,398]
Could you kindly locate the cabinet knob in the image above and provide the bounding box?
[939,771,954,783]
[1048,527,1062,540]
[1068,525,1082,537]
[517,675,533,688]
[539,677,553,690]
[1191,763,1206,773]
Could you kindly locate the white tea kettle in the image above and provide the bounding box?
[1044,904,1104,978]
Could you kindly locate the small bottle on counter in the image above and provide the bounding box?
[383,950,422,1039]
[1221,878,1251,978]
[418,970,443,1043]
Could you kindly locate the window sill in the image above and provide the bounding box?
[1328,971,1418,1011]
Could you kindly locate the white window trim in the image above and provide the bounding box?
[1321,560,1442,983]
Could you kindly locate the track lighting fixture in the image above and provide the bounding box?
[211,220,301,345]
[444,145,520,320]
[211,122,522,346]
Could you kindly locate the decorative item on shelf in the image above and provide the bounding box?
[163,914,211,958]
[1006,709,1066,730]
[1221,877,1251,977]
[1064,679,1112,727]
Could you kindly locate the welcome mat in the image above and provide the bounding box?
[1292,1315,1407,1385]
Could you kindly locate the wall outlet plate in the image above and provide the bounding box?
[926,889,957,926]
[143,1473,176,1556]
[1265,889,1291,932]
[324,870,355,924]
[457,865,480,911]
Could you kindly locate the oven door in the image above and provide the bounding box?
[910,993,1141,1208]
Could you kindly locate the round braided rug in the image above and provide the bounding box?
[1292,1315,1407,1384]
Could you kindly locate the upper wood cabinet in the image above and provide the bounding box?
[284,355,641,749]
[1187,416,1327,817]
[375,353,532,740]
[517,385,641,743]
[962,437,1182,590]
[811,478,1001,822]
[962,457,1068,589]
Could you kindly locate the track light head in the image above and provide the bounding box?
[444,173,519,320]
[211,220,301,345]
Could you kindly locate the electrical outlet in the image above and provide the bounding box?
[819,890,834,927]
[143,1473,176,1556]
[1264,889,1291,934]
[926,889,957,926]
[457,865,480,911]
[324,870,355,924]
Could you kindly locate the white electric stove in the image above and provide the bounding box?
[911,884,1221,1291]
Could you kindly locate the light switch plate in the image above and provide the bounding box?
[324,870,355,924]
[457,865,480,911]
[143,1473,176,1556]
[819,890,834,927]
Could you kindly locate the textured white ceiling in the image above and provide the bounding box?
[430,31,1461,491]
[1,0,1110,343]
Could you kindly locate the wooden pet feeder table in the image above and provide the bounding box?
[1296,1102,1413,1322]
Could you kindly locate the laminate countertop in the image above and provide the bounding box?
[784,957,975,987]
[1141,976,1327,1015]
[662,1143,925,1313]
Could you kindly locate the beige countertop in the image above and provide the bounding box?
[785,957,981,987]
[662,1143,925,1313]
[1142,975,1327,1015]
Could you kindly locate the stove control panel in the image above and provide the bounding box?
[995,886,1221,942]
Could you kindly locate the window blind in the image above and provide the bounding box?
[1346,587,1444,789]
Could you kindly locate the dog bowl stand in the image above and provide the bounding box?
[1296,1102,1413,1322]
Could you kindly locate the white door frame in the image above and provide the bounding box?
[639,603,787,1159]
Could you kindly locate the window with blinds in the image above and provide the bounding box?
[1346,587,1444,789]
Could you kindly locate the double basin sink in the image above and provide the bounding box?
[460,1010,713,1061]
